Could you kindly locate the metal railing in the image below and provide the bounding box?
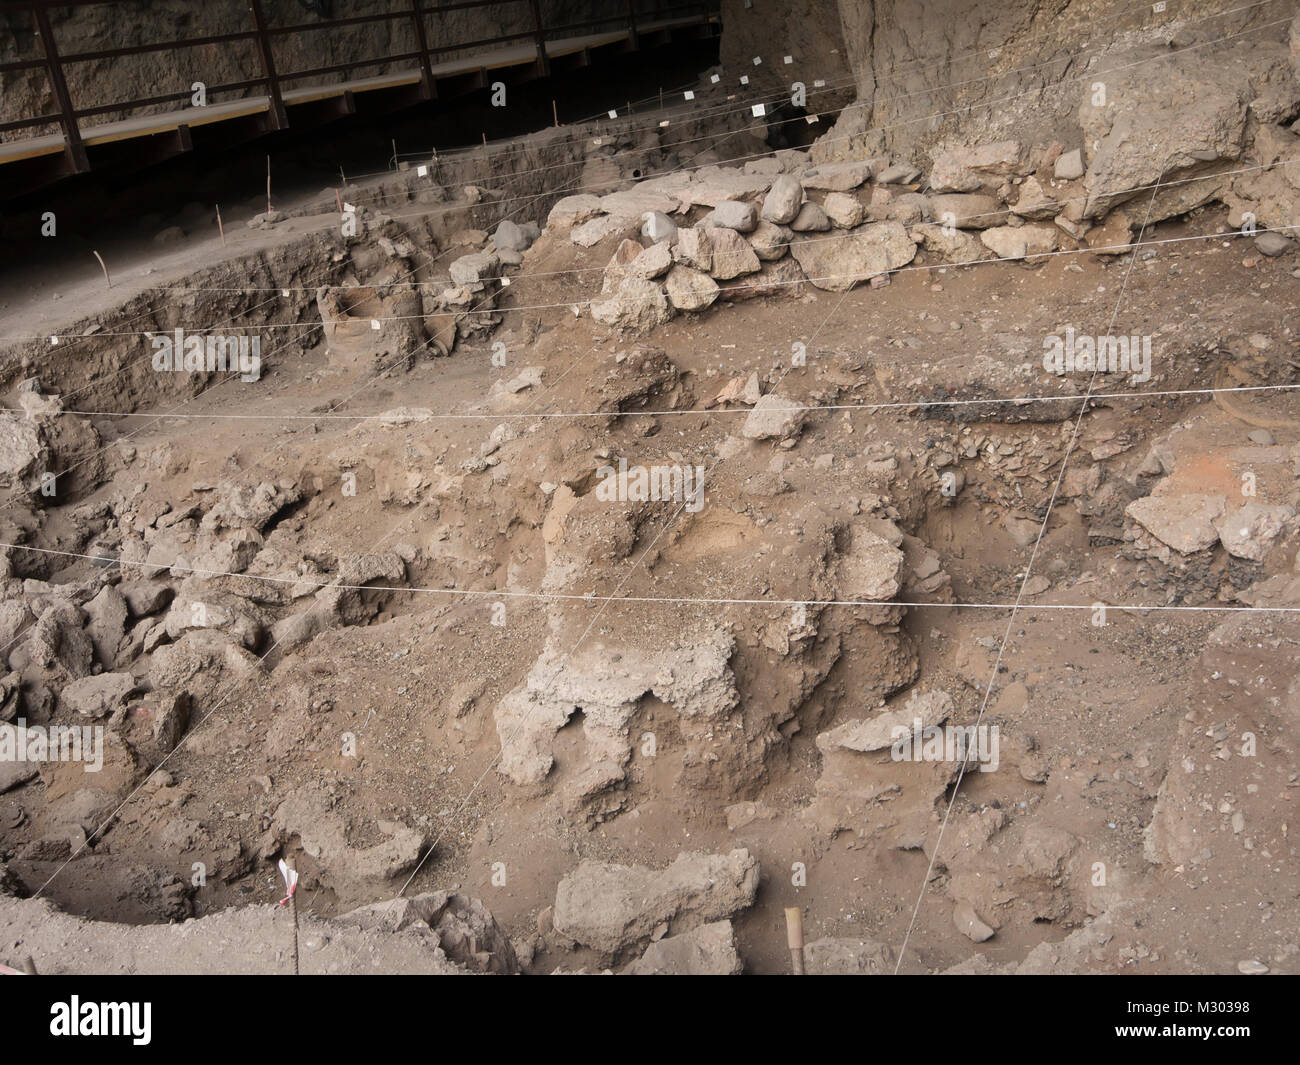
[0,0,718,172]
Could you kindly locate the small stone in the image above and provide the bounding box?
[665,266,720,312]
[789,202,831,232]
[742,394,805,441]
[1254,232,1295,257]
[761,174,803,224]
[1054,148,1085,181]
[641,210,678,244]
[706,200,758,233]
[822,192,865,228]
[953,901,995,942]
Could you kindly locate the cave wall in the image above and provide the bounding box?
[719,0,1290,163]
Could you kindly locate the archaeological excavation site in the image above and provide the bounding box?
[0,0,1298,1002]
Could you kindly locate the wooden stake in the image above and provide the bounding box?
[552,99,558,126]
[784,907,805,975]
[215,204,226,247]
[335,189,343,214]
[266,155,272,217]
[91,250,111,290]
[22,955,37,975]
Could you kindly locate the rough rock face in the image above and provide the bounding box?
[0,893,517,974]
[817,689,953,753]
[1078,48,1260,222]
[789,220,916,291]
[621,921,743,974]
[552,849,760,954]
[272,788,426,902]
[591,277,673,333]
[494,626,739,787]
[317,285,426,373]
[724,0,1292,173]
[338,892,519,974]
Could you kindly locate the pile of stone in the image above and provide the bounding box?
[539,46,1300,333]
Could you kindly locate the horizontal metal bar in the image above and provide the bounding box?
[427,28,535,56]
[0,57,48,74]
[58,30,260,64]
[72,78,269,119]
[0,111,61,133]
[542,16,628,35]
[266,11,410,37]
[277,52,423,84]
[417,0,527,14]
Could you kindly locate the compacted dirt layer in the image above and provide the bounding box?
[1,44,1299,975]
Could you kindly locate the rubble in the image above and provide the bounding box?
[552,850,759,955]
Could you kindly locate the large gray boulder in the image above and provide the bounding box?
[1078,53,1255,221]
[590,277,672,333]
[929,141,1023,194]
[706,200,759,233]
[790,220,916,291]
[553,849,759,954]
[621,921,743,975]
[761,174,803,224]
[665,266,720,312]
[707,228,762,279]
[546,194,602,228]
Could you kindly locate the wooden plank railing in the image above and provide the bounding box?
[0,0,720,171]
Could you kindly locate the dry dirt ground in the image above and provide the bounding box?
[0,110,1297,975]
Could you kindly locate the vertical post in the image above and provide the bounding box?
[248,0,288,130]
[408,0,435,99]
[527,0,550,76]
[785,907,805,975]
[626,0,639,49]
[32,3,89,173]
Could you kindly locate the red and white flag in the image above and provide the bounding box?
[277,859,299,907]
